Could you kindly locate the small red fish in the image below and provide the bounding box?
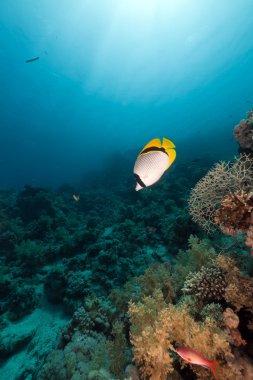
[175,347,219,380]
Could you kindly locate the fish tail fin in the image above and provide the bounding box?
[162,137,175,150]
[162,138,176,168]
[210,361,219,380]
[167,148,176,169]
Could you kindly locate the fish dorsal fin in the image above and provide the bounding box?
[140,138,162,154]
[162,137,175,149]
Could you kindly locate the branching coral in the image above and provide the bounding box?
[182,255,253,313]
[188,154,253,233]
[182,262,227,302]
[171,235,217,293]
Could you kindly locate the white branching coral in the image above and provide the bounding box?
[188,154,253,233]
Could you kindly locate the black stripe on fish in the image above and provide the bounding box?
[141,147,168,155]
[134,173,146,188]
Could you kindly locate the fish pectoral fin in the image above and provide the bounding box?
[162,137,175,149]
[140,138,162,153]
[166,148,176,169]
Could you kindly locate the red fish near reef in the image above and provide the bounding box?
[175,347,219,380]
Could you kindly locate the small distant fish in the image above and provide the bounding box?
[133,137,176,191]
[147,226,157,233]
[175,347,219,380]
[73,194,80,202]
[192,158,200,163]
[25,56,39,63]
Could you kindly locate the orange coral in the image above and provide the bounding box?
[223,308,239,329]
[214,190,253,234]
[234,109,253,150]
[223,308,246,347]
[245,225,253,249]
[217,256,253,312]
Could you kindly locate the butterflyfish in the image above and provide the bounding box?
[175,347,219,380]
[133,137,176,191]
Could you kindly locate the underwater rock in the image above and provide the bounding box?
[87,368,113,380]
[0,326,35,358]
[124,364,139,380]
[44,267,67,304]
[0,306,68,380]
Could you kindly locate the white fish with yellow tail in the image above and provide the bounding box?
[133,137,176,191]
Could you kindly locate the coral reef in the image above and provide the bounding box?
[188,154,253,233]
[171,235,217,293]
[214,190,253,235]
[217,256,253,312]
[188,153,253,256]
[234,109,253,152]
[128,289,247,380]
[182,262,227,302]
[0,146,253,379]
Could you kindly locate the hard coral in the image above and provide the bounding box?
[188,154,253,233]
[214,190,253,234]
[171,235,217,293]
[234,109,253,151]
[182,263,226,302]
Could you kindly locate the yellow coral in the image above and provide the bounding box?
[214,190,253,233]
[128,290,235,380]
[217,256,253,311]
[129,290,173,380]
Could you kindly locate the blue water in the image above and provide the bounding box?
[0,0,253,188]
